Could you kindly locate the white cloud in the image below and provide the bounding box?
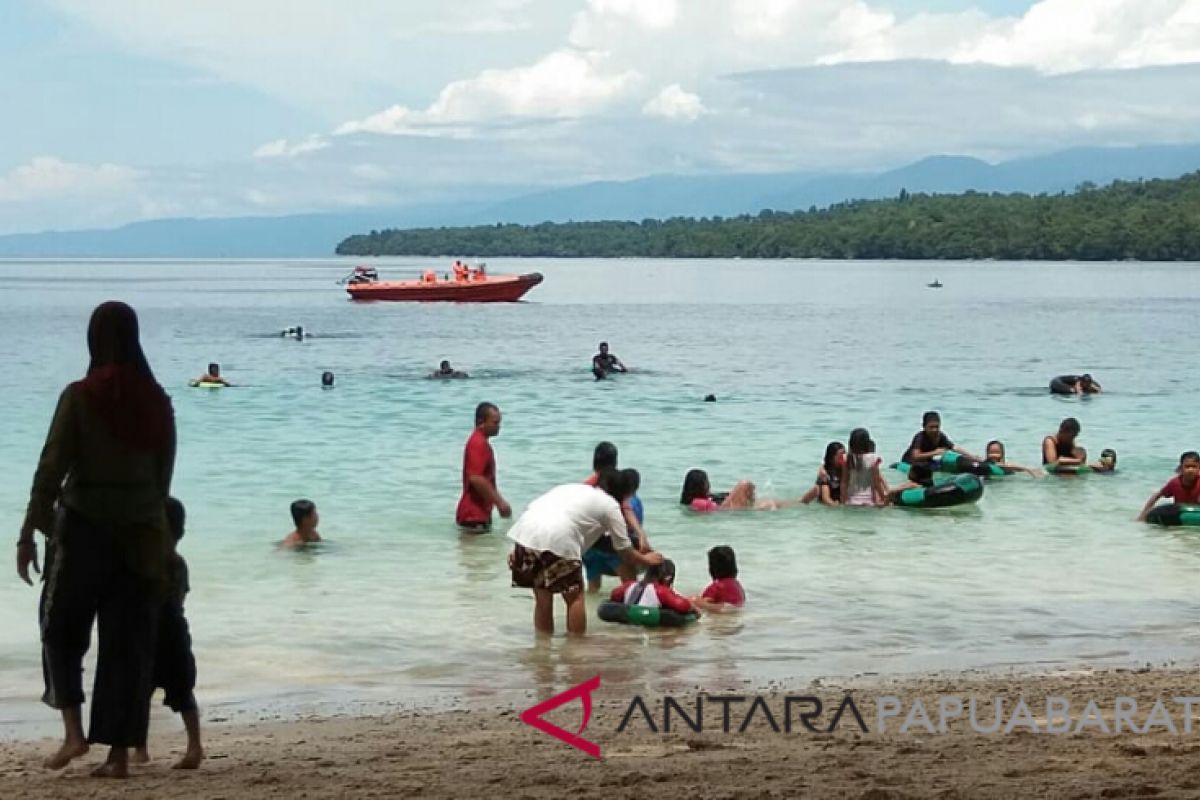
[253,135,329,159]
[336,48,640,134]
[586,0,677,29]
[642,84,706,120]
[0,156,140,202]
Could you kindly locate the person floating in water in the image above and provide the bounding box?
[1049,374,1102,395]
[1138,451,1200,521]
[280,326,304,341]
[321,371,334,388]
[983,440,1044,477]
[190,362,230,386]
[279,499,321,549]
[591,342,627,380]
[430,360,469,379]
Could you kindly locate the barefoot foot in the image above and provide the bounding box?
[132,747,150,764]
[173,748,204,769]
[43,740,89,770]
[90,761,128,779]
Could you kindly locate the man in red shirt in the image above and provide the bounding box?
[1139,451,1200,521]
[456,402,511,531]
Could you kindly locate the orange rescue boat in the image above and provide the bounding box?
[343,264,543,303]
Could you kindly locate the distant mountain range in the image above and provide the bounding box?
[3,143,1200,257]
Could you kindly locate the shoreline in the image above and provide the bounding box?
[5,664,1200,798]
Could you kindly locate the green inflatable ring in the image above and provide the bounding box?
[1145,504,1200,527]
[597,600,696,627]
[893,474,984,509]
[892,450,1005,478]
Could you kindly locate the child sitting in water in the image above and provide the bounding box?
[984,440,1044,477]
[135,497,203,769]
[610,559,699,616]
[841,428,889,507]
[1138,451,1200,520]
[691,545,745,610]
[800,441,845,506]
[679,469,778,511]
[280,499,321,549]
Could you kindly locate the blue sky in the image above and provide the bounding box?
[1,0,1198,234]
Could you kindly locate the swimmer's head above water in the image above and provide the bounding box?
[321,371,334,388]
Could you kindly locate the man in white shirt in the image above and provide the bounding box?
[508,469,663,635]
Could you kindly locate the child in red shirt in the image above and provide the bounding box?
[609,559,698,616]
[1139,451,1200,520]
[692,545,745,610]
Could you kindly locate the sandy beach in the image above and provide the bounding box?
[5,665,1200,799]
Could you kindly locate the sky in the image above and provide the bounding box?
[2,0,1199,234]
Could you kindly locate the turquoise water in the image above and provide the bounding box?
[2,257,1200,736]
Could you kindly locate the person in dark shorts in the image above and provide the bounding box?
[134,497,203,769]
[507,470,662,635]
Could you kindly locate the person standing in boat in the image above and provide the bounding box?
[456,402,511,532]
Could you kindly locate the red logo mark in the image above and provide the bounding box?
[519,674,601,758]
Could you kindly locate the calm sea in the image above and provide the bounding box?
[2,257,1199,738]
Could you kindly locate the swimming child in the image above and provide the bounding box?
[190,362,229,386]
[1138,451,1200,520]
[609,559,699,616]
[134,497,203,769]
[430,360,469,379]
[800,441,845,505]
[984,440,1044,477]
[280,499,321,549]
[679,470,772,511]
[841,428,889,507]
[691,545,745,611]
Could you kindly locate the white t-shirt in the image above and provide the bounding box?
[507,484,631,560]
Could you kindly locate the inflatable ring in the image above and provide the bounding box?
[892,451,1004,479]
[893,474,984,509]
[1145,504,1200,527]
[1049,376,1075,395]
[597,600,697,627]
[1044,464,1093,475]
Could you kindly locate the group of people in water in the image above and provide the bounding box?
[453,401,743,634]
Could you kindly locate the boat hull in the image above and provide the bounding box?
[346,272,543,302]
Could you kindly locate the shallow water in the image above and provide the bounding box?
[2,257,1200,738]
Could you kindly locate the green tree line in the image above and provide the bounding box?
[336,173,1200,260]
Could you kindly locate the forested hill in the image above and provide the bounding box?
[336,173,1200,260]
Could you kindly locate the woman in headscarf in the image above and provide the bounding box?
[16,301,176,778]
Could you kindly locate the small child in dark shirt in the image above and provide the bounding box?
[134,496,203,769]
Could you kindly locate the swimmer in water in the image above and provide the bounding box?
[1049,373,1102,395]
[279,499,321,549]
[321,371,334,388]
[190,362,230,386]
[591,342,627,380]
[279,326,304,341]
[430,360,469,379]
[984,440,1044,477]
[680,469,781,511]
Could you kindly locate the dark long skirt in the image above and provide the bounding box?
[39,509,160,748]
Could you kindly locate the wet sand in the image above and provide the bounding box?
[4,666,1200,799]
